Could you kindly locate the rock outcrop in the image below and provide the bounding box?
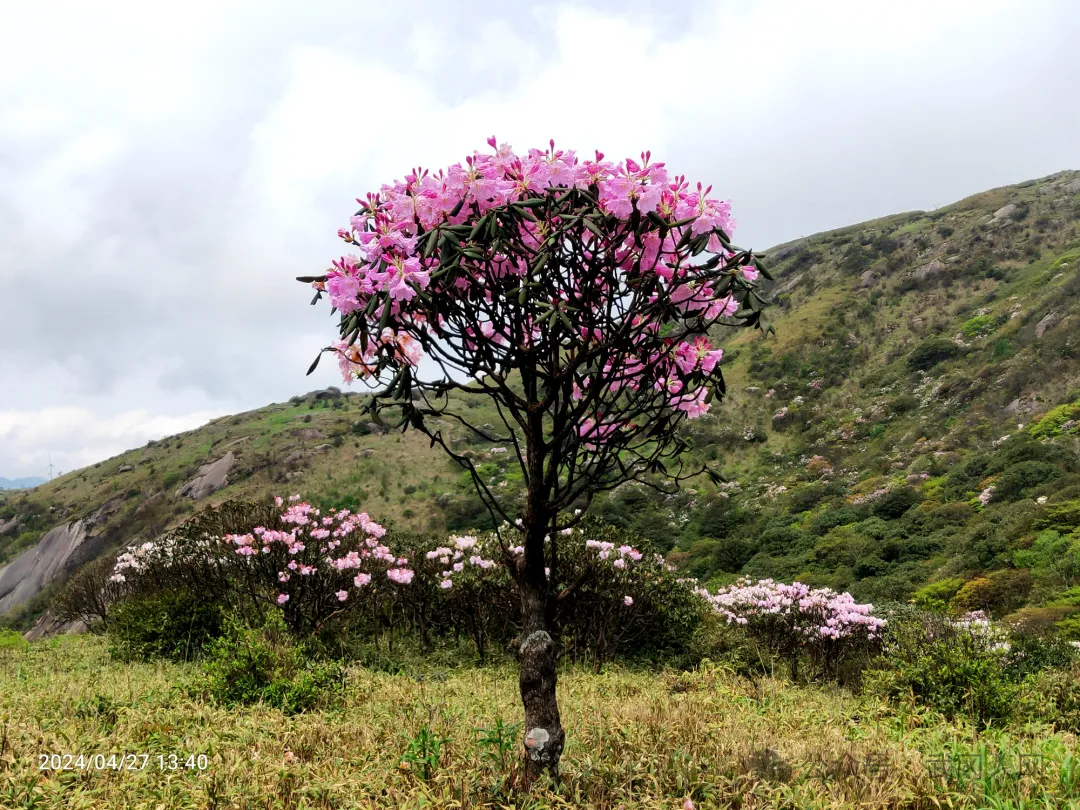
[177,451,235,499]
[24,611,86,641]
[0,520,105,615]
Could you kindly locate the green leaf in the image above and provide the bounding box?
[753,256,774,281]
[379,296,393,331]
[306,351,323,376]
[295,275,327,284]
[582,218,605,241]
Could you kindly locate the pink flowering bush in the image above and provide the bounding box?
[695,577,885,680]
[109,497,414,638]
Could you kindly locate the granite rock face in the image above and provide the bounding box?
[178,451,235,499]
[0,520,104,615]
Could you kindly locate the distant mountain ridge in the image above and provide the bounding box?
[0,477,46,491]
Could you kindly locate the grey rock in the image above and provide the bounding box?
[1035,311,1061,339]
[912,259,945,280]
[0,516,20,536]
[118,464,134,473]
[858,270,879,288]
[357,449,375,459]
[993,203,1017,220]
[0,520,105,615]
[24,611,86,641]
[291,428,323,440]
[311,443,333,453]
[283,450,307,467]
[177,451,235,499]
[774,272,804,295]
[1066,179,1080,194]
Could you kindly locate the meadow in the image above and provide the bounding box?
[3,634,1080,810]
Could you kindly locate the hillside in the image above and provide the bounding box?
[3,169,1080,629]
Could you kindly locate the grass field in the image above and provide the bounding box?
[2,635,1079,809]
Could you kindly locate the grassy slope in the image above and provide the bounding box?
[2,170,1080,623]
[3,634,1078,809]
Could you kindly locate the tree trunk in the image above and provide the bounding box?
[518,574,564,786]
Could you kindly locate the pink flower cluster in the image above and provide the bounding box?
[224,496,410,605]
[696,578,885,640]
[315,138,759,427]
[426,534,498,590]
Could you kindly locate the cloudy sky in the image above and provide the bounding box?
[1,0,1077,479]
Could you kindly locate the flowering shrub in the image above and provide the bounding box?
[695,578,885,679]
[108,497,413,637]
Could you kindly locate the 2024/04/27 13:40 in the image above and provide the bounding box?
[38,753,209,771]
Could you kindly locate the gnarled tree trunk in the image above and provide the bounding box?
[517,498,564,785]
[518,573,564,785]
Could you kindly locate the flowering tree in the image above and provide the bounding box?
[298,138,773,781]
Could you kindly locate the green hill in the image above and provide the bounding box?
[3,169,1080,628]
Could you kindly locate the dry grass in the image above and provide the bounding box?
[2,636,1078,809]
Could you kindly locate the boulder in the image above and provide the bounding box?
[118,464,134,473]
[858,270,879,288]
[1066,178,1080,194]
[0,516,20,536]
[291,427,323,440]
[1035,311,1061,339]
[912,259,945,280]
[993,203,1017,220]
[24,611,86,641]
[177,451,235,499]
[283,450,307,467]
[774,272,804,295]
[0,520,105,615]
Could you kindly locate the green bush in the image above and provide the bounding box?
[195,613,345,715]
[107,590,224,662]
[949,569,1032,617]
[907,338,960,371]
[1001,631,1077,680]
[912,577,965,611]
[1016,663,1080,733]
[960,314,994,338]
[865,612,1016,725]
[0,629,28,650]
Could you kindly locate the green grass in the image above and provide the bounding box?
[2,636,1079,809]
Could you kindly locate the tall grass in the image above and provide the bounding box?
[2,636,1078,808]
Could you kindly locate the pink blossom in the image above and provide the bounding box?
[276,593,290,605]
[623,595,634,606]
[336,590,348,601]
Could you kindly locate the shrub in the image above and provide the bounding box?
[912,577,965,611]
[871,488,920,520]
[865,612,1016,725]
[949,569,1032,617]
[960,314,994,338]
[1016,662,1080,733]
[993,461,1060,501]
[697,578,885,682]
[53,554,126,629]
[108,590,224,662]
[195,613,345,714]
[1001,631,1077,680]
[907,338,960,371]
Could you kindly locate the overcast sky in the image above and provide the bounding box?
[1,0,1077,479]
